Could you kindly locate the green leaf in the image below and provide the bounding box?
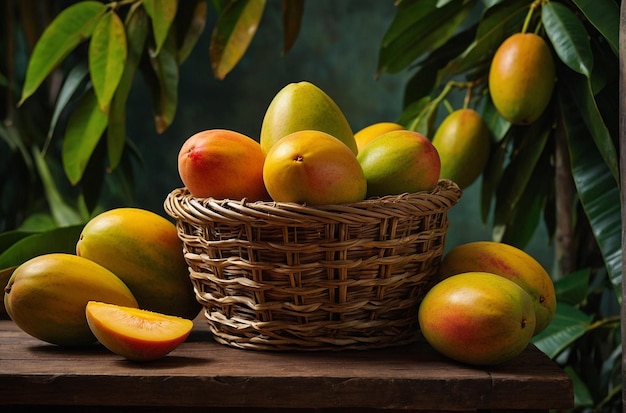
[558,85,622,298]
[176,0,208,63]
[542,2,594,77]
[142,0,178,56]
[0,231,36,256]
[147,35,179,133]
[32,148,83,226]
[210,0,266,80]
[554,268,591,306]
[62,90,108,185]
[0,225,85,271]
[89,11,127,112]
[18,1,106,105]
[564,366,595,407]
[378,0,475,75]
[570,0,618,56]
[281,0,304,54]
[47,64,89,142]
[108,6,149,170]
[532,302,593,358]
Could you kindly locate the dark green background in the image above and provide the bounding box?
[125,0,553,268]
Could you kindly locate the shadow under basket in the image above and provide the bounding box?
[164,179,462,351]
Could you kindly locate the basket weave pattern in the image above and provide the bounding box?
[164,179,461,351]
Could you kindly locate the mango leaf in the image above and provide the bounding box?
[281,0,304,54]
[532,302,593,358]
[0,225,85,271]
[142,0,178,56]
[554,268,591,306]
[0,231,36,256]
[47,64,89,142]
[439,0,528,79]
[542,2,593,77]
[210,0,266,80]
[175,0,208,63]
[32,148,83,226]
[564,366,594,408]
[558,85,622,297]
[378,0,475,75]
[18,1,106,105]
[62,90,108,185]
[108,6,149,170]
[89,10,127,112]
[570,0,619,56]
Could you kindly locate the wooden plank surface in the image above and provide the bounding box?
[0,317,573,411]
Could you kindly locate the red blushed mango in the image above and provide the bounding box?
[178,129,270,201]
[357,130,440,198]
[86,301,193,362]
[488,33,555,125]
[418,272,536,366]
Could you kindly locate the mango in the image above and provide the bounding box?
[439,241,556,335]
[354,121,404,152]
[76,208,201,320]
[4,253,138,346]
[263,130,367,204]
[432,108,490,189]
[357,130,440,198]
[419,271,536,365]
[260,81,358,155]
[488,33,555,125]
[178,129,270,201]
[86,301,193,361]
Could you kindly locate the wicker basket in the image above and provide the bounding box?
[164,179,461,351]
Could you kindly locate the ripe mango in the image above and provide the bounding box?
[488,33,555,125]
[439,241,556,335]
[263,130,367,204]
[419,272,536,365]
[432,108,490,189]
[357,130,440,198]
[76,208,201,320]
[354,121,404,152]
[260,81,358,155]
[4,253,138,346]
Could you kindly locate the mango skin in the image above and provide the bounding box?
[357,130,440,198]
[260,81,358,155]
[488,33,555,125]
[76,208,201,320]
[4,253,138,346]
[439,241,556,335]
[432,108,490,189]
[354,122,404,152]
[263,130,367,204]
[419,271,536,366]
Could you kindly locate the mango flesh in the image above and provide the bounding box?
[488,33,555,125]
[260,81,358,155]
[86,301,193,361]
[76,208,201,320]
[354,121,405,152]
[432,108,490,189]
[177,129,270,201]
[4,253,138,346]
[419,271,536,365]
[439,241,556,335]
[262,130,367,204]
[357,130,440,198]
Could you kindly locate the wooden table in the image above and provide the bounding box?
[0,317,573,412]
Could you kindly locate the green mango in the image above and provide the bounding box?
[260,81,357,155]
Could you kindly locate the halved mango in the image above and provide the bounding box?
[86,301,193,361]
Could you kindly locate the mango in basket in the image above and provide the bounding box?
[86,301,193,361]
[418,272,536,366]
[177,128,270,201]
[263,130,367,205]
[439,241,556,335]
[4,253,138,346]
[77,208,201,320]
[260,81,358,155]
[354,121,405,152]
[357,130,441,198]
